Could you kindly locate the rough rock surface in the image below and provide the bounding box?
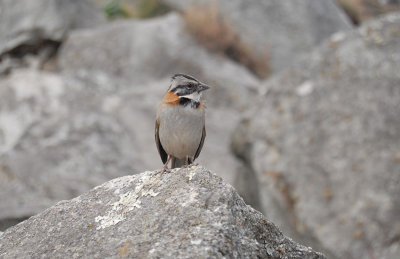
[0,69,138,228]
[0,0,105,55]
[232,13,400,259]
[163,0,352,73]
[0,166,325,259]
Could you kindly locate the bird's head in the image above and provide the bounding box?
[168,74,210,103]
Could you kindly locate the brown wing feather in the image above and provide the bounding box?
[155,118,168,164]
[194,124,206,160]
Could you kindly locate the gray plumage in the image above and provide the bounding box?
[155,74,209,170]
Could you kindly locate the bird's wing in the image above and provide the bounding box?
[194,124,206,160]
[155,118,168,164]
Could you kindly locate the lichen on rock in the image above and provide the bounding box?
[0,166,325,258]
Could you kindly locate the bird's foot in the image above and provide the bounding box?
[155,156,173,175]
[155,166,171,175]
[183,157,195,168]
[155,169,168,175]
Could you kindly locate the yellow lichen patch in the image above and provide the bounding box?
[328,40,338,50]
[353,230,362,239]
[393,154,400,163]
[323,186,333,200]
[265,170,283,182]
[118,242,131,257]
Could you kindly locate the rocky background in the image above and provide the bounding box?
[0,0,399,258]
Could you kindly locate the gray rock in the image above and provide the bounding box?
[0,0,105,55]
[162,0,352,74]
[0,69,139,229]
[0,166,326,259]
[232,13,400,259]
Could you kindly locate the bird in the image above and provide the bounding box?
[155,74,210,172]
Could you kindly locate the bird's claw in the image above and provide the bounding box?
[155,167,171,175]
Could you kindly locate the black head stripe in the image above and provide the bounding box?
[173,83,197,96]
[179,97,191,106]
[179,97,200,109]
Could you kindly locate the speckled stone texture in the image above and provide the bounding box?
[232,13,400,259]
[0,166,325,258]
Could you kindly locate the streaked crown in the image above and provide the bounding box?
[168,74,210,97]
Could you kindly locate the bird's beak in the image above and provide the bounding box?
[198,83,210,92]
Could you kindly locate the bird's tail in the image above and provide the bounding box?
[171,157,189,169]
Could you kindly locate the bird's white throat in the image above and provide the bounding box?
[182,92,201,102]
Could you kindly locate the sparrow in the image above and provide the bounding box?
[155,74,210,172]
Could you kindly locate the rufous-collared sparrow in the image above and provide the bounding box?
[155,74,210,172]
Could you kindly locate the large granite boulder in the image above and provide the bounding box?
[0,166,326,258]
[232,13,400,259]
[162,0,352,74]
[0,0,105,55]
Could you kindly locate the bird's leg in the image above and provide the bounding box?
[157,155,172,174]
[182,156,190,168]
[188,157,198,167]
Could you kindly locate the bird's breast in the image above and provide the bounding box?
[158,104,205,159]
